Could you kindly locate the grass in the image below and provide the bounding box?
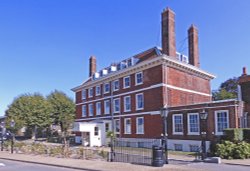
[168,150,197,156]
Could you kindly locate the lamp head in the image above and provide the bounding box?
[200,110,208,120]
[160,106,169,118]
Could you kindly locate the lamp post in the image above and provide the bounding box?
[160,106,169,164]
[199,110,208,161]
[10,119,15,154]
[0,122,5,151]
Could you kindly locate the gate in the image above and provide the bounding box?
[111,138,160,165]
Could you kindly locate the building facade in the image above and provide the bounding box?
[72,8,247,151]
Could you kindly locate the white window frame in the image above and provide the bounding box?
[113,80,119,91]
[88,88,93,98]
[96,102,101,116]
[136,117,144,134]
[123,76,130,89]
[82,105,87,117]
[113,98,120,113]
[187,113,200,135]
[215,110,229,135]
[115,119,120,134]
[124,118,131,134]
[82,89,86,100]
[172,114,183,135]
[96,85,101,96]
[123,96,131,112]
[135,72,143,85]
[136,93,144,110]
[104,100,110,115]
[88,103,93,117]
[104,83,110,94]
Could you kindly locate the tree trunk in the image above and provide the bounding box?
[31,126,37,140]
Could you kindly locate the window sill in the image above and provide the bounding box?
[135,82,143,86]
[187,133,200,135]
[136,132,144,134]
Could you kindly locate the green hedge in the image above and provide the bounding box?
[223,129,243,142]
[222,128,250,143]
[243,129,250,143]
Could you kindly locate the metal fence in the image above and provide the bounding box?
[111,138,160,165]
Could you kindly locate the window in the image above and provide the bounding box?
[82,105,87,117]
[136,93,144,110]
[94,127,99,136]
[113,80,119,91]
[82,89,86,99]
[188,113,199,135]
[88,104,93,116]
[96,102,101,116]
[124,118,131,134]
[215,110,229,135]
[136,117,144,134]
[174,144,183,151]
[124,96,131,112]
[190,145,199,152]
[123,76,130,88]
[105,123,110,132]
[104,100,110,114]
[88,88,93,98]
[115,119,120,134]
[104,83,110,94]
[96,85,101,96]
[135,72,143,85]
[113,98,120,113]
[173,114,183,134]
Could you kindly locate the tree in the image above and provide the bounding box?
[5,93,52,139]
[213,77,239,101]
[47,90,75,155]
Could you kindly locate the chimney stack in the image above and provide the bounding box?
[188,24,200,67]
[242,67,247,76]
[89,56,96,77]
[161,8,176,57]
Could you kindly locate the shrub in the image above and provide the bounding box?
[232,141,250,159]
[215,141,250,159]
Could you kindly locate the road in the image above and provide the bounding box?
[0,159,90,171]
[183,162,250,171]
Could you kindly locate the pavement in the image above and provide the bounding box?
[0,151,249,171]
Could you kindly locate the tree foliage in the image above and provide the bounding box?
[47,90,75,153]
[212,77,239,101]
[5,93,52,138]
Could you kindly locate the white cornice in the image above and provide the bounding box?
[72,55,216,92]
[162,55,216,80]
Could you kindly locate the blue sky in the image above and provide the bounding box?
[1,0,250,116]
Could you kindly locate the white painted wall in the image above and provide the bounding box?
[168,139,210,152]
[74,121,111,147]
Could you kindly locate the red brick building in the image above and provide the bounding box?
[72,8,247,151]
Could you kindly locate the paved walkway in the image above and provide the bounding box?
[0,151,249,171]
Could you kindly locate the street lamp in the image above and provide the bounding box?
[199,110,208,161]
[160,106,169,164]
[0,122,5,151]
[10,119,15,154]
